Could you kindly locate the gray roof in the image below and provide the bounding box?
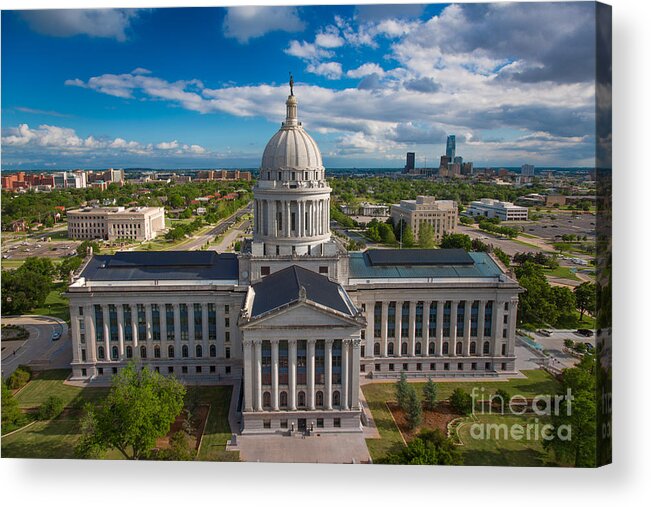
[349,250,504,279]
[80,251,239,282]
[251,265,356,318]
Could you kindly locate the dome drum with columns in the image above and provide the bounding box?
[251,86,337,259]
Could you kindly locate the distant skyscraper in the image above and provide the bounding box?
[405,152,415,173]
[446,135,456,160]
[453,156,463,165]
[521,164,535,177]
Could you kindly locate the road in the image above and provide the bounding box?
[1,315,71,379]
[525,329,596,369]
[457,224,544,256]
[209,218,251,253]
[179,203,252,251]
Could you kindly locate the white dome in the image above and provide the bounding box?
[261,127,323,170]
[260,94,323,170]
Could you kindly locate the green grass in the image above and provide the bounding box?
[193,386,239,462]
[362,370,561,463]
[32,282,70,321]
[5,369,236,461]
[458,414,563,467]
[555,310,597,329]
[544,266,580,281]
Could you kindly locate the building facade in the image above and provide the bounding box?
[466,198,529,221]
[391,195,458,242]
[67,206,166,241]
[66,88,522,435]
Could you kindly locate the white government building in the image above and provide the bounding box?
[66,87,522,434]
[466,198,529,221]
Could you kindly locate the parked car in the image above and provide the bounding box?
[537,329,553,337]
[576,328,594,337]
[52,331,61,341]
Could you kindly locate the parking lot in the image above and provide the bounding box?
[2,238,80,263]
[521,212,596,241]
[528,329,596,369]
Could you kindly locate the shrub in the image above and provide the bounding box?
[7,365,32,390]
[38,396,65,420]
[564,338,574,348]
[423,378,438,411]
[449,388,473,415]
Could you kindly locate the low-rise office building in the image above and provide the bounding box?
[391,196,458,242]
[466,198,529,221]
[67,206,166,241]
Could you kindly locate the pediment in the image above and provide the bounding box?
[241,300,363,330]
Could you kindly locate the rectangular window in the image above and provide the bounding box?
[194,303,203,340]
[444,363,450,371]
[458,362,464,371]
[457,303,465,336]
[208,303,217,340]
[225,318,230,328]
[124,305,133,341]
[401,303,409,338]
[430,363,436,371]
[263,420,271,429]
[484,302,493,337]
[94,305,104,341]
[182,366,188,374]
[226,366,231,375]
[109,305,118,342]
[375,363,381,372]
[137,304,146,340]
[225,347,231,359]
[82,368,87,377]
[78,306,84,316]
[98,368,104,375]
[152,304,161,341]
[166,304,175,340]
[280,420,288,429]
[471,362,477,371]
[416,363,422,371]
[261,266,270,276]
[196,366,202,374]
[225,331,230,342]
[319,266,328,274]
[374,302,382,338]
[334,418,341,428]
[180,304,189,340]
[388,363,394,371]
[224,305,229,314]
[415,301,423,338]
[443,302,451,337]
[81,349,86,361]
[168,366,174,374]
[210,365,216,373]
[317,418,324,428]
[429,303,437,337]
[388,302,396,338]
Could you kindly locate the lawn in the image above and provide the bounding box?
[544,266,580,282]
[362,370,561,464]
[32,282,70,322]
[458,414,563,467]
[4,369,236,461]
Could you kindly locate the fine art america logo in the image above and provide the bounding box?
[468,387,573,442]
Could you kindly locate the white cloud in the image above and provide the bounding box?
[284,40,332,60]
[20,9,141,42]
[346,63,386,79]
[315,27,344,48]
[223,6,304,44]
[306,62,343,80]
[2,124,208,159]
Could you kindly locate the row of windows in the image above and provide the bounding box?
[370,361,509,372]
[260,390,343,410]
[79,364,233,378]
[371,340,505,356]
[94,343,230,361]
[262,418,342,429]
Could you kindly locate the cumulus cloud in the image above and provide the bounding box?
[306,62,343,80]
[2,124,208,160]
[20,9,141,41]
[315,26,344,48]
[347,63,385,79]
[284,40,333,60]
[404,77,440,93]
[223,6,304,44]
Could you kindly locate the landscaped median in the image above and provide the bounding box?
[362,370,562,466]
[1,369,238,461]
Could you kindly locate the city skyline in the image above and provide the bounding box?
[2,3,599,170]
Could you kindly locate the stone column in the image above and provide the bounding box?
[289,341,297,410]
[307,339,316,410]
[436,301,444,356]
[201,303,209,353]
[271,341,279,411]
[351,339,361,410]
[243,341,253,412]
[173,303,181,356]
[131,304,139,348]
[145,303,153,357]
[85,305,97,362]
[508,300,518,356]
[325,339,333,410]
[450,300,459,356]
[381,301,389,357]
[464,300,473,355]
[188,303,195,356]
[117,304,125,358]
[254,340,262,411]
[478,300,487,353]
[423,301,431,357]
[395,301,403,357]
[341,339,350,410]
[102,305,110,360]
[408,301,416,356]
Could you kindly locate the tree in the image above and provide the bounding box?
[38,396,65,420]
[514,261,558,326]
[418,222,435,248]
[20,257,55,278]
[440,233,472,251]
[574,282,596,321]
[382,429,461,465]
[543,355,597,467]
[395,371,409,410]
[423,378,438,411]
[58,256,83,280]
[449,388,473,415]
[2,381,26,433]
[404,385,423,430]
[1,269,51,315]
[76,240,100,257]
[75,362,186,460]
[551,286,577,324]
[400,222,415,248]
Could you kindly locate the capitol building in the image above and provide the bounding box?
[66,87,523,434]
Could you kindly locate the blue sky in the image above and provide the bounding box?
[2,3,599,170]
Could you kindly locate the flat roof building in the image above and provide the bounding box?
[466,198,528,221]
[67,206,166,241]
[391,195,458,242]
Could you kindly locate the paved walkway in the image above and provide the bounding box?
[236,432,371,464]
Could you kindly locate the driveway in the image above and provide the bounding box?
[527,329,595,369]
[1,315,71,379]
